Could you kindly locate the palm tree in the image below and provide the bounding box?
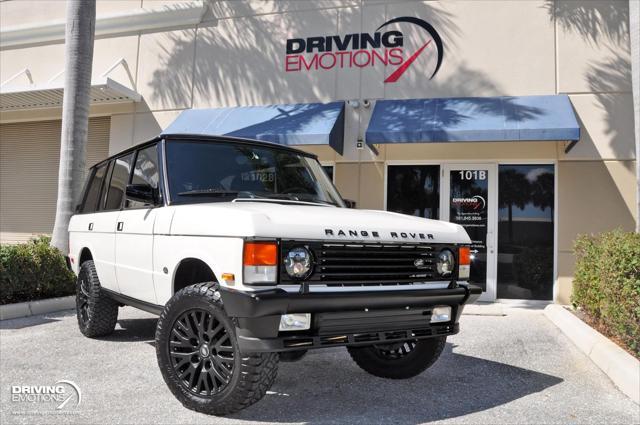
[498,169,529,243]
[630,0,639,233]
[51,0,96,253]
[531,171,554,220]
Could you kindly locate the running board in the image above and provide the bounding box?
[102,288,163,316]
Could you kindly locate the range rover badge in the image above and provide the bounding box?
[414,258,427,268]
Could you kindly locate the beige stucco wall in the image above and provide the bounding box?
[0,0,636,302]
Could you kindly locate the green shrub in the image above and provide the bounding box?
[572,230,640,356]
[0,236,76,305]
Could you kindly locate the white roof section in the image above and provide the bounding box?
[0,1,208,50]
[0,77,141,112]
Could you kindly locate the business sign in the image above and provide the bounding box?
[285,16,443,83]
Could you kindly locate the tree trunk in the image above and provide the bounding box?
[51,0,96,253]
[630,0,640,232]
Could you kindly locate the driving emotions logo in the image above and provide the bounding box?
[285,16,444,83]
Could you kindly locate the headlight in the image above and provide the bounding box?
[284,247,313,279]
[436,249,455,277]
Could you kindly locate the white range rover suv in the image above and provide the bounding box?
[68,134,480,415]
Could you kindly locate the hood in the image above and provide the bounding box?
[169,201,471,244]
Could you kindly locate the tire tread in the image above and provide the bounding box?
[76,260,119,338]
[156,282,278,416]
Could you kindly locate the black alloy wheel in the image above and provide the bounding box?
[75,260,119,337]
[169,308,235,396]
[156,282,279,415]
[77,275,91,324]
[347,336,446,379]
[373,340,418,360]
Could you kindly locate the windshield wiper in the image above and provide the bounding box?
[256,193,339,207]
[177,189,240,197]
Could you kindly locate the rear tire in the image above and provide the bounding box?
[155,282,279,416]
[76,260,119,337]
[347,337,446,379]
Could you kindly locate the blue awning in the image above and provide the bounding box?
[365,95,580,144]
[163,101,345,154]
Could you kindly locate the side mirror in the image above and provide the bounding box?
[125,184,157,205]
[344,199,356,209]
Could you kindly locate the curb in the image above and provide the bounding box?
[544,304,639,404]
[0,296,75,321]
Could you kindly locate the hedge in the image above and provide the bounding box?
[0,236,76,305]
[572,230,640,356]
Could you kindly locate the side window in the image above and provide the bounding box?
[126,144,160,209]
[104,153,133,210]
[81,163,108,213]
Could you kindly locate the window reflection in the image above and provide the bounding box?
[498,165,554,300]
[387,165,440,219]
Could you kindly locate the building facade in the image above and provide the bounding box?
[0,0,636,304]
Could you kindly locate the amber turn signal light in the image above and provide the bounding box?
[459,246,471,266]
[243,242,278,266]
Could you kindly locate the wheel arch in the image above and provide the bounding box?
[172,257,218,294]
[78,247,93,265]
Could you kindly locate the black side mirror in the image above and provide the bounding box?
[344,199,356,209]
[125,184,157,205]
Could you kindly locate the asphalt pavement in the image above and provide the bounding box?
[1,305,638,424]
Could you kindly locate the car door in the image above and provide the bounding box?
[72,161,120,292]
[114,144,161,304]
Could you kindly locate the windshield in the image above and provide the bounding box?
[165,140,345,207]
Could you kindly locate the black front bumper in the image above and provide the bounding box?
[219,283,481,352]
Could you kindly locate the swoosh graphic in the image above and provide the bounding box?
[384,40,431,83]
[376,16,444,80]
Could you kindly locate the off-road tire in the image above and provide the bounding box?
[347,337,446,379]
[155,282,279,416]
[76,260,119,337]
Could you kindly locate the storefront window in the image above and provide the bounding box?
[387,165,440,219]
[497,165,554,300]
[322,165,334,181]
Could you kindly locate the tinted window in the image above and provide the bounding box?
[81,163,108,213]
[497,165,555,300]
[166,141,344,206]
[387,165,440,219]
[126,145,160,208]
[104,153,133,210]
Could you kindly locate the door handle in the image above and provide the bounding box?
[88,223,93,231]
[117,222,124,231]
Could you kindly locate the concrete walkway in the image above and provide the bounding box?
[1,306,638,424]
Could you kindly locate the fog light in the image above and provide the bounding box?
[458,265,470,280]
[279,313,311,331]
[431,306,452,323]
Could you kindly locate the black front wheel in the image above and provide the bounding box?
[155,282,278,415]
[347,337,446,379]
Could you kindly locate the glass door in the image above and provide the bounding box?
[441,164,497,301]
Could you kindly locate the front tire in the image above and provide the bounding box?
[155,282,278,416]
[347,337,446,379]
[76,260,119,337]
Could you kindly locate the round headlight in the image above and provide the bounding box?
[284,247,313,279]
[436,249,455,277]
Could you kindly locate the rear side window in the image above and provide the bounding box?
[126,144,160,209]
[104,153,134,210]
[81,163,108,213]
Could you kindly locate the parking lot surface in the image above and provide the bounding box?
[1,306,638,424]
